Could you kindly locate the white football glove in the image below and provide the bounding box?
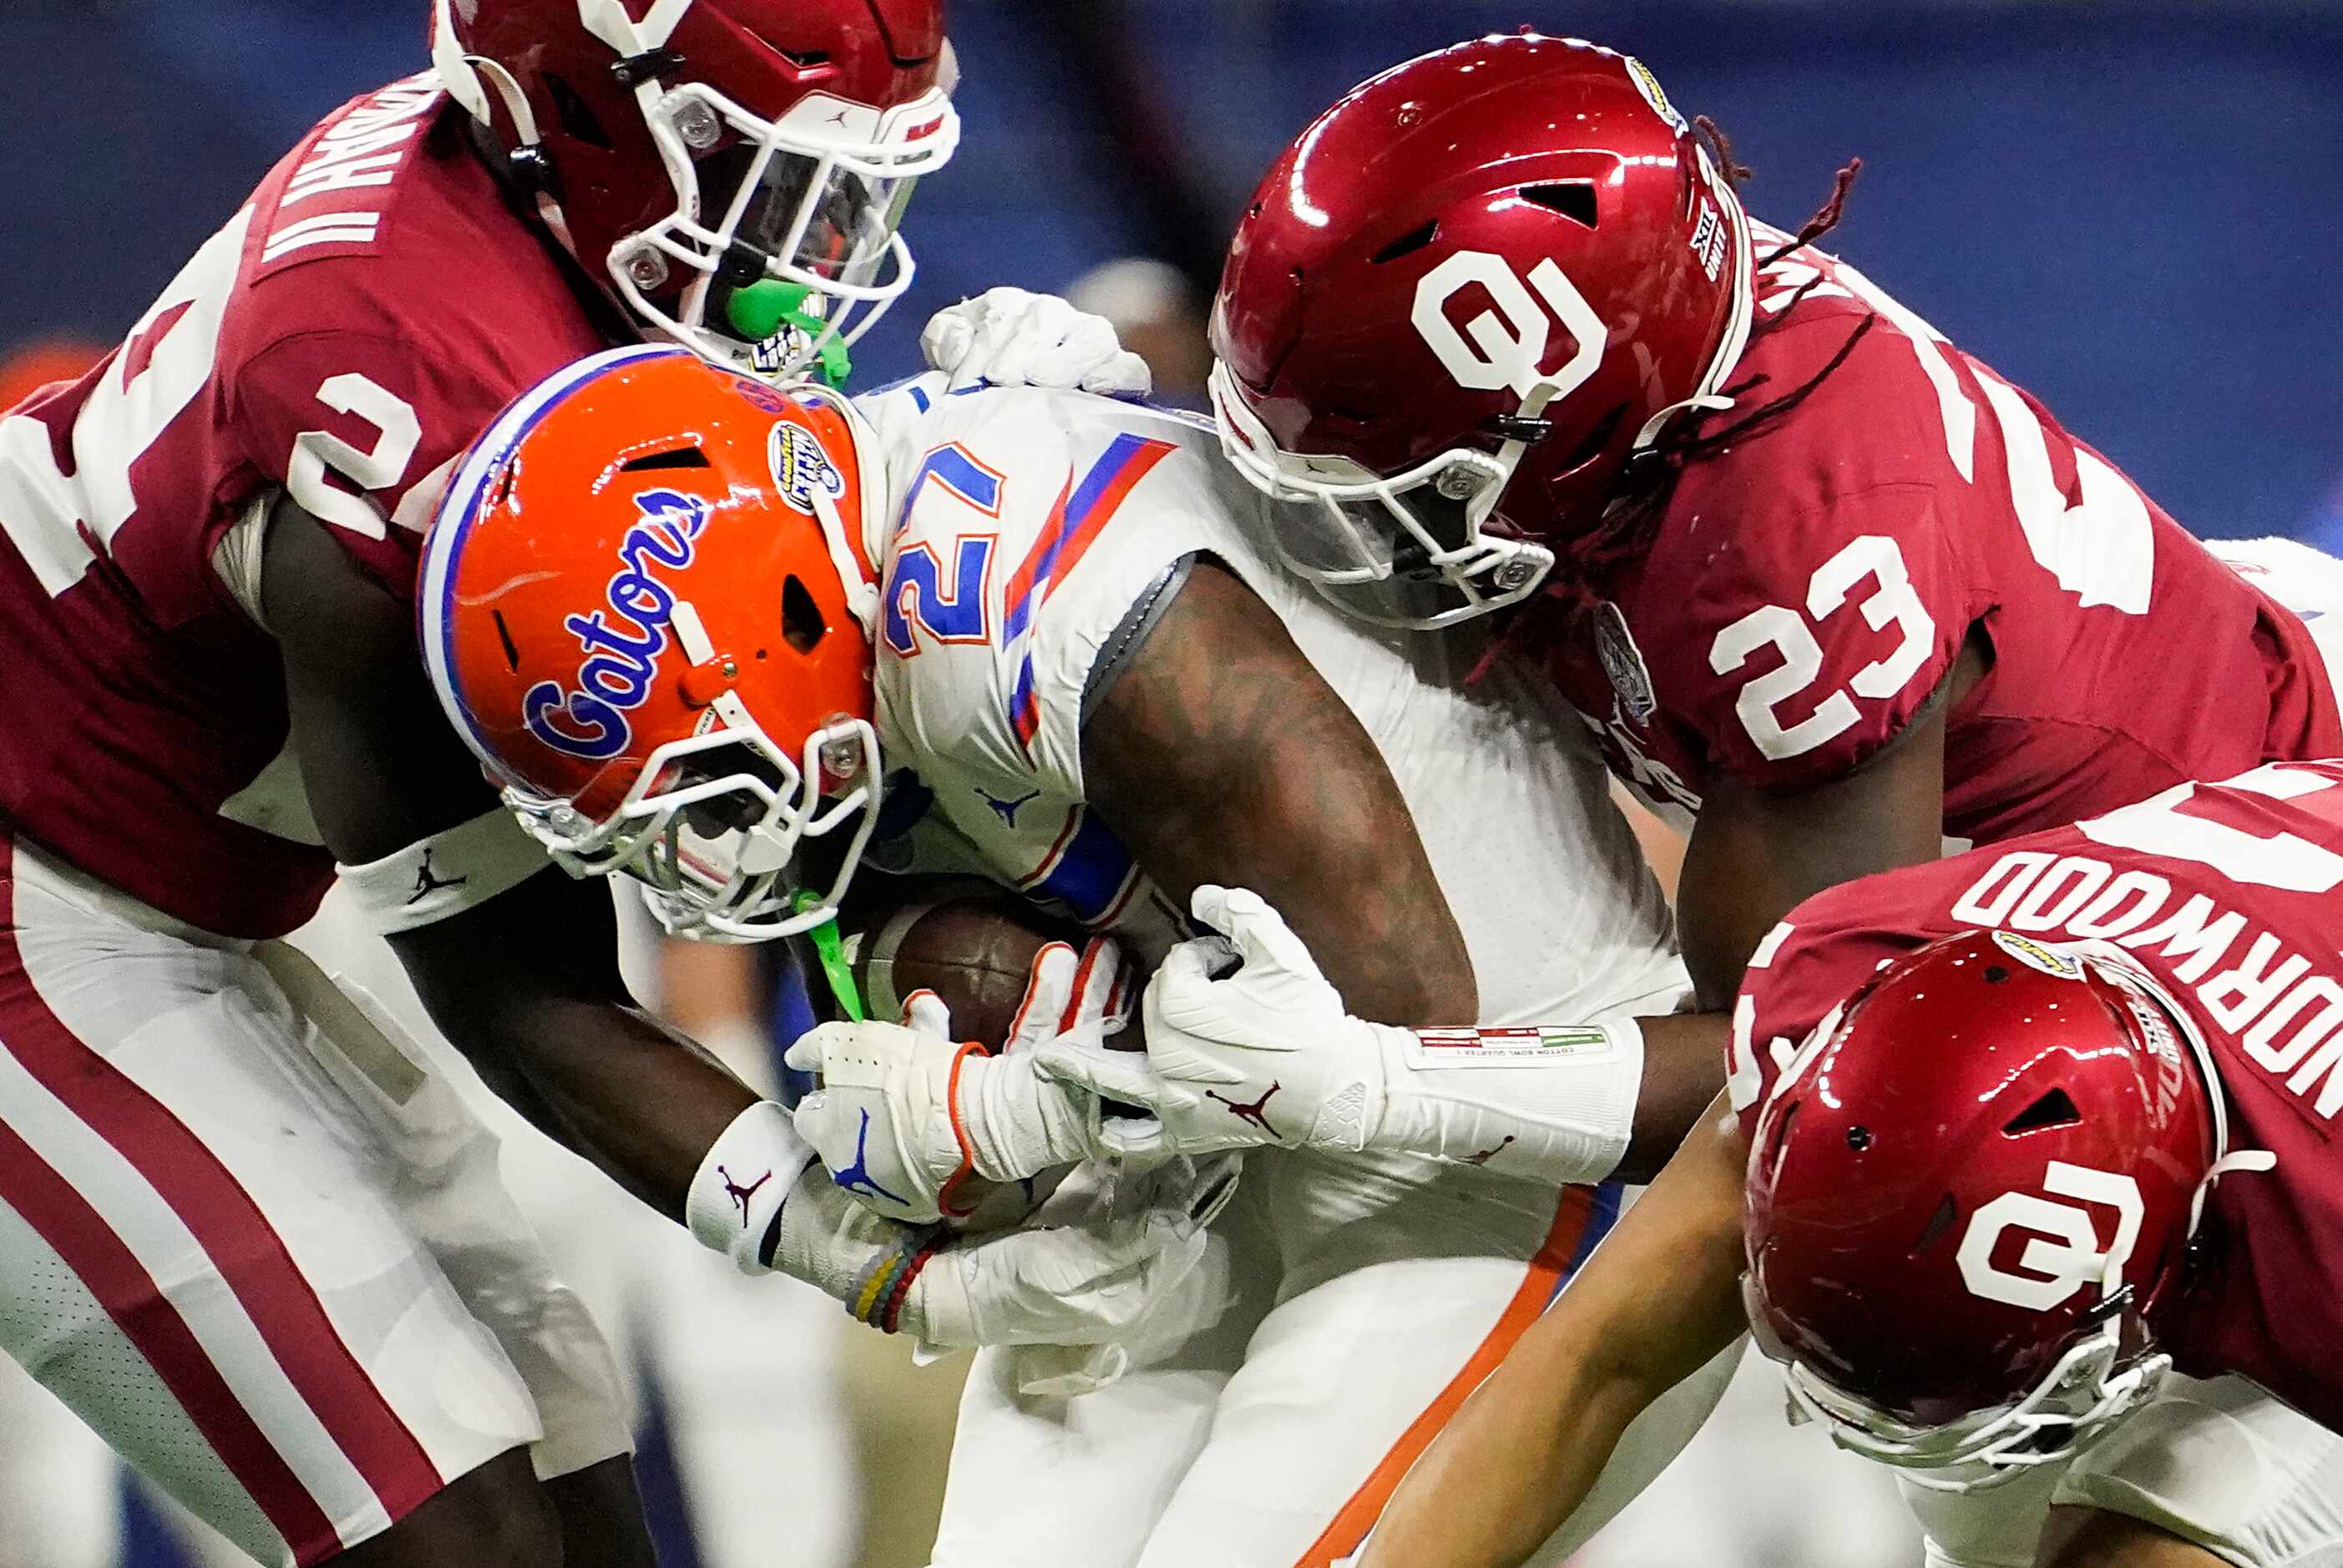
[919,286,1152,398]
[770,1156,1212,1351]
[1035,887,1651,1181]
[1035,886,1391,1157]
[786,937,1134,1223]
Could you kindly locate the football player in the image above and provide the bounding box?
[1350,760,2343,1568]
[0,5,1198,1565]
[1185,31,2343,1568]
[431,336,1739,1563]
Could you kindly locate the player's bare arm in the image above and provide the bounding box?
[1082,556,1476,1025]
[1675,638,1983,1008]
[265,493,757,1210]
[1362,1092,1750,1568]
[1037,560,1721,1176]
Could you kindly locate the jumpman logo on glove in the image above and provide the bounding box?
[1204,1081,1281,1136]
[831,1108,909,1206]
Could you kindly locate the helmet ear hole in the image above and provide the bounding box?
[781,574,828,654]
[2003,1088,2082,1136]
[545,74,613,150]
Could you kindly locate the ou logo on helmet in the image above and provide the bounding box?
[1411,250,1608,403]
[1956,1161,2145,1312]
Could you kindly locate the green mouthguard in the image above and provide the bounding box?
[727,281,853,387]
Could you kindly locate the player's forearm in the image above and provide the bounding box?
[441,989,761,1216]
[1350,1012,1723,1186]
[1364,1323,1657,1568]
[1368,1105,1749,1566]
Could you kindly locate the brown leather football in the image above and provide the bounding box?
[847,879,1084,1048]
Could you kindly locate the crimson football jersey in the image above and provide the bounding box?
[0,74,611,938]
[1734,759,2343,1432]
[1549,226,2339,842]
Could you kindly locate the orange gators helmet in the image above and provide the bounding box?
[421,345,884,940]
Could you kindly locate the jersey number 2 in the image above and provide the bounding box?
[0,205,423,599]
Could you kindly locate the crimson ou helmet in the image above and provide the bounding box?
[432,0,958,378]
[421,346,885,941]
[1209,33,1753,629]
[1743,931,2269,1487]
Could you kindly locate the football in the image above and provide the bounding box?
[845,878,1087,1048]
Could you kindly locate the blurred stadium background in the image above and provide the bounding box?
[2,2,2337,1565]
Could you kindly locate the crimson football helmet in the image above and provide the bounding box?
[432,0,958,376]
[421,345,884,941]
[1742,931,2266,1486]
[1209,33,1753,628]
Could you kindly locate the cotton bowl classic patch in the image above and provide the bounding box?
[1404,1025,1620,1070]
[1991,929,2087,980]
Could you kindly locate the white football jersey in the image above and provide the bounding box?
[855,376,1683,1027]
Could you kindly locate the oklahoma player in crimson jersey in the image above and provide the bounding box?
[0,3,1202,1565]
[1192,31,2343,1568]
[1352,760,2343,1568]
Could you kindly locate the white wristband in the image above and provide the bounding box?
[1369,1017,1647,1184]
[688,1101,817,1275]
[336,807,551,934]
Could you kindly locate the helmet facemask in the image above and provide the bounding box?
[506,695,882,943]
[1752,1262,2165,1492]
[612,78,958,378]
[1210,362,1553,630]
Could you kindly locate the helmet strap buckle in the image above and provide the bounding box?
[611,48,687,89]
[506,143,559,198]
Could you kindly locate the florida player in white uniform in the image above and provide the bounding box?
[0,4,1215,1565]
[847,371,1750,1567]
[423,339,1742,1565]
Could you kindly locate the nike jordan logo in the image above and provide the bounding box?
[1205,1081,1281,1136]
[831,1108,908,1206]
[1465,1135,1516,1166]
[718,1165,772,1227]
[407,850,468,905]
[979,787,1042,827]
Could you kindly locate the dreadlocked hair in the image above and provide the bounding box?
[1478,145,1872,675]
[1561,149,1869,590]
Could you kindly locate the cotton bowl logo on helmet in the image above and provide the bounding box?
[772,421,848,514]
[524,488,712,761]
[1990,929,2086,981]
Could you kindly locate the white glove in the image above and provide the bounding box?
[1035,886,1393,1157]
[769,1156,1212,1350]
[1035,887,1651,1181]
[919,286,1152,398]
[786,938,1132,1223]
